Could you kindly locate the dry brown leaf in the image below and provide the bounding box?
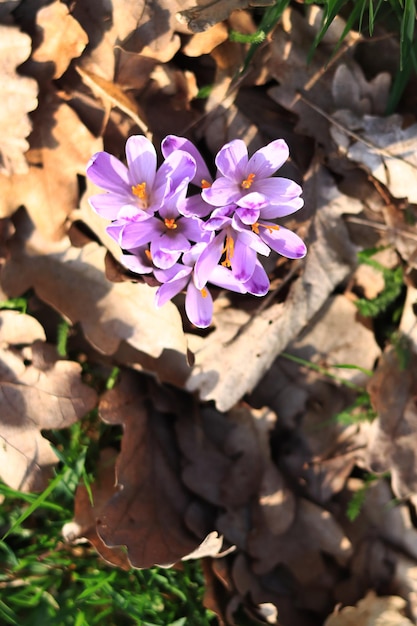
[268,8,359,145]
[182,21,228,56]
[32,1,88,78]
[333,112,417,203]
[176,405,235,507]
[1,224,188,363]
[332,64,391,116]
[249,497,352,578]
[72,0,146,80]
[1,98,101,239]
[0,25,38,175]
[0,314,97,491]
[97,371,201,567]
[324,591,413,626]
[366,345,417,503]
[185,165,362,411]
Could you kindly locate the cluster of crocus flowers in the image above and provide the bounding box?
[86,134,307,328]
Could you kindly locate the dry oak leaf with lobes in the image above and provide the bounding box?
[32,0,89,79]
[0,310,97,492]
[0,25,38,175]
[96,371,210,568]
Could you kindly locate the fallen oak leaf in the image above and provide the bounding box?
[0,24,38,175]
[96,371,202,568]
[32,0,89,79]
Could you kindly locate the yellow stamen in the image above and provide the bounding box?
[221,235,234,268]
[132,182,148,201]
[200,287,208,298]
[201,179,212,189]
[252,222,280,234]
[164,218,177,230]
[241,173,255,189]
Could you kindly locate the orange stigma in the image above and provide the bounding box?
[252,222,280,234]
[221,235,234,268]
[132,182,148,207]
[164,218,178,230]
[201,179,212,189]
[241,173,255,189]
[200,287,208,298]
[145,249,152,261]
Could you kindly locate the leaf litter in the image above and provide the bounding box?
[0,1,417,624]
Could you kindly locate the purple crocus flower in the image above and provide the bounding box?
[234,192,307,259]
[161,134,214,218]
[107,186,212,270]
[194,206,270,288]
[86,135,196,221]
[154,243,247,328]
[202,139,303,211]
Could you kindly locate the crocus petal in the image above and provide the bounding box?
[259,224,307,259]
[180,217,212,244]
[252,177,303,202]
[155,272,190,307]
[243,261,270,296]
[158,231,190,253]
[259,197,304,220]
[86,152,130,194]
[235,205,260,225]
[156,150,196,197]
[88,193,131,219]
[178,193,213,218]
[202,177,241,206]
[231,219,271,256]
[119,218,161,249]
[161,135,212,187]
[151,241,180,269]
[185,280,213,328]
[215,139,247,180]
[125,135,157,189]
[154,263,189,283]
[232,237,257,282]
[194,232,225,289]
[117,203,152,221]
[120,252,152,274]
[246,139,289,178]
[208,265,247,293]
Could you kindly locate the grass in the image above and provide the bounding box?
[0,415,217,626]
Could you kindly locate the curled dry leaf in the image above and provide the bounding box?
[0,25,38,176]
[324,591,413,626]
[0,311,97,491]
[96,371,201,568]
[32,0,88,79]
